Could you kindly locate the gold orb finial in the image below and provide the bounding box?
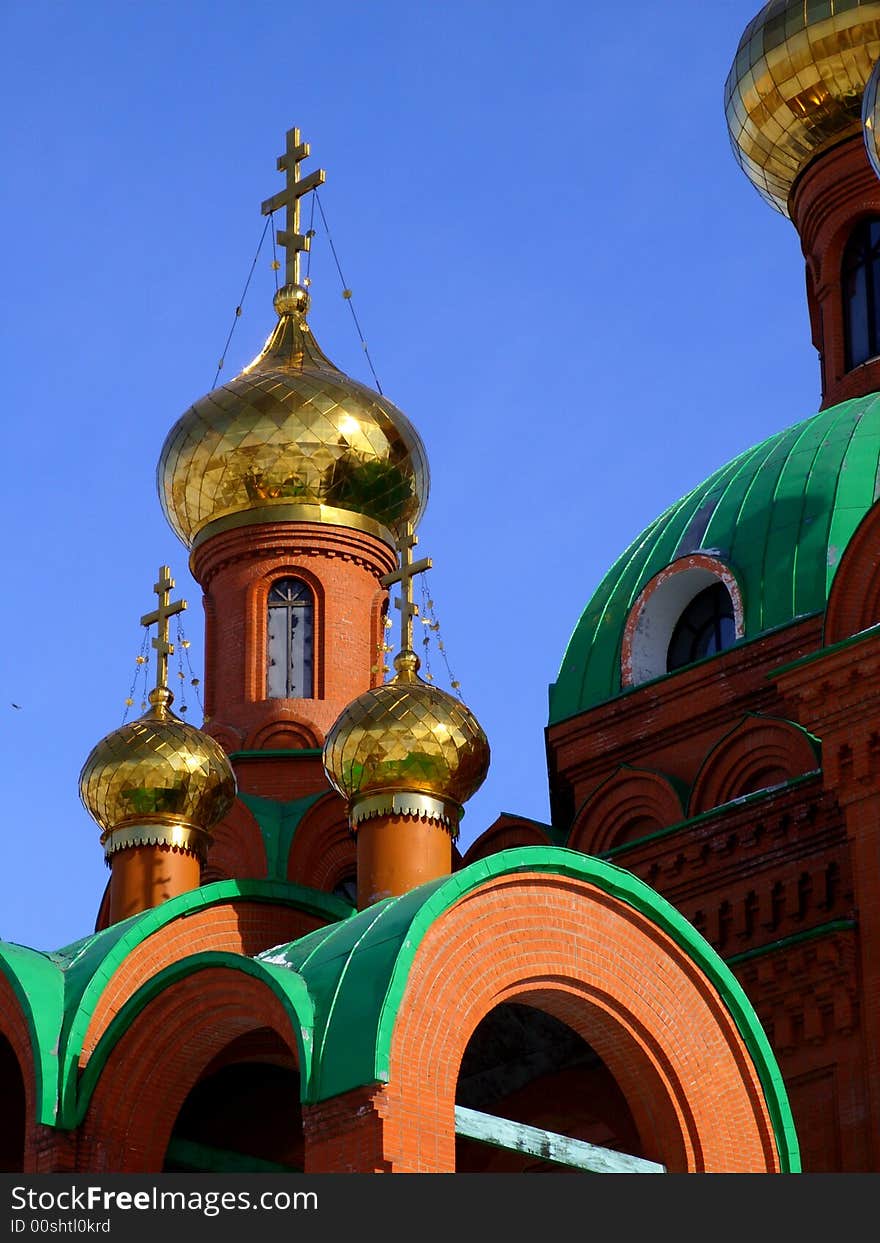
[725,1,880,215]
[158,129,428,554]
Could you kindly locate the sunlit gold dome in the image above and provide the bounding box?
[322,650,490,828]
[725,0,880,215]
[158,285,429,551]
[79,687,236,858]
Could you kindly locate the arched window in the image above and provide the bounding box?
[843,218,880,370]
[267,578,314,698]
[667,582,735,672]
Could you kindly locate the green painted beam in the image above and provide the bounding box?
[166,1136,300,1174]
[454,1105,665,1174]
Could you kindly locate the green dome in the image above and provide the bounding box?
[550,393,880,723]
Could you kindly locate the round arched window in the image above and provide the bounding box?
[666,582,736,672]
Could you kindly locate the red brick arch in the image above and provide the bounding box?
[689,715,819,816]
[461,815,552,866]
[78,966,303,1172]
[245,716,321,750]
[825,500,880,644]
[382,873,781,1173]
[203,798,267,882]
[286,791,356,892]
[568,766,684,855]
[78,901,326,1067]
[0,972,38,1170]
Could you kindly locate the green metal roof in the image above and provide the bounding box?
[549,393,880,722]
[258,846,799,1171]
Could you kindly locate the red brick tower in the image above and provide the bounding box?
[154,133,429,883]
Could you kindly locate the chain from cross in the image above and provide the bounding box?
[380,525,432,656]
[260,127,327,289]
[140,566,187,693]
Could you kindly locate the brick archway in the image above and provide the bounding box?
[78,963,306,1172]
[380,873,783,1172]
[568,766,684,855]
[825,500,880,643]
[286,791,355,892]
[689,715,819,815]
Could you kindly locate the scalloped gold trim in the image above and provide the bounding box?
[349,790,462,834]
[101,819,212,860]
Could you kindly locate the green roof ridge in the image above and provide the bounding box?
[238,791,326,879]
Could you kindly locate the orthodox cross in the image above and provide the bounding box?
[140,566,187,692]
[380,525,432,654]
[261,127,326,289]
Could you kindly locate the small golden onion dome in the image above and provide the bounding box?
[725,1,880,215]
[158,284,429,551]
[322,650,490,830]
[79,687,236,859]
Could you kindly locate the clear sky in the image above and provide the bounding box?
[0,0,821,951]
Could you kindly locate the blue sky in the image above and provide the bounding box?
[0,1,820,951]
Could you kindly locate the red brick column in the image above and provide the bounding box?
[775,631,880,1168]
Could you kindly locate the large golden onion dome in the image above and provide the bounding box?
[322,650,490,831]
[158,284,429,551]
[725,0,880,215]
[79,686,236,859]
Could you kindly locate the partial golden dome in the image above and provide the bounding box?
[158,285,429,551]
[79,687,236,858]
[725,1,880,215]
[864,54,880,177]
[323,651,490,828]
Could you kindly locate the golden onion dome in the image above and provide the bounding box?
[158,284,429,552]
[725,0,880,215]
[863,55,880,177]
[322,650,490,830]
[79,686,236,859]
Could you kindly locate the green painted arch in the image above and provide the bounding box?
[550,393,880,721]
[259,846,799,1171]
[73,951,314,1128]
[56,878,351,1127]
[0,942,65,1126]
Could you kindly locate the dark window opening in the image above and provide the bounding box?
[667,582,735,672]
[267,578,314,699]
[843,217,880,370]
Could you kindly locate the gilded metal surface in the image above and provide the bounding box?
[140,565,186,691]
[190,501,394,554]
[863,55,880,176]
[260,127,326,289]
[350,790,461,828]
[101,820,211,860]
[379,525,432,653]
[159,286,429,549]
[323,651,490,809]
[80,687,236,847]
[725,1,880,214]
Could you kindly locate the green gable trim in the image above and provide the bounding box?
[770,620,880,679]
[595,770,821,860]
[74,951,314,1128]
[57,879,350,1128]
[259,847,799,1171]
[237,791,326,879]
[725,919,856,966]
[0,942,65,1125]
[550,394,880,722]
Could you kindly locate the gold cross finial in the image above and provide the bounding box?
[379,524,432,658]
[260,127,326,289]
[140,566,187,693]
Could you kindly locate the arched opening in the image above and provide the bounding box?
[163,1030,303,1173]
[667,582,736,672]
[843,217,880,370]
[0,1035,26,1172]
[454,1002,646,1173]
[267,578,314,698]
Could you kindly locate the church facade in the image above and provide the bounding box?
[3,1,880,1174]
